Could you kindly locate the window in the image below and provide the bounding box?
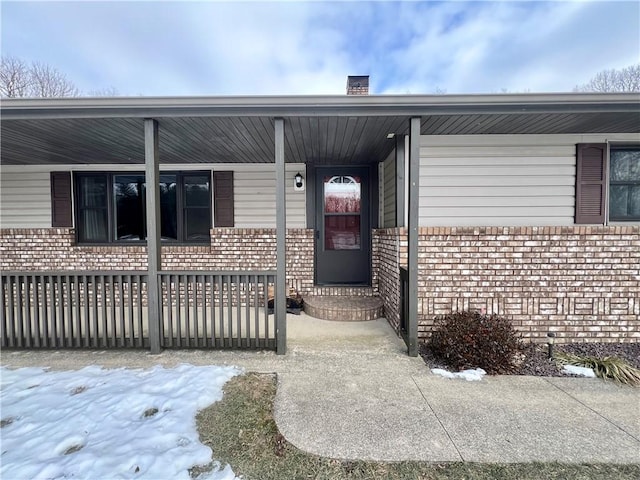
[609,148,640,221]
[74,172,211,243]
[323,175,361,250]
[575,144,640,224]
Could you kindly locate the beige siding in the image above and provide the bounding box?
[0,170,52,228]
[419,133,639,226]
[0,163,306,229]
[229,163,306,228]
[382,149,396,227]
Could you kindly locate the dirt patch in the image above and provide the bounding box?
[63,444,84,455]
[1,417,16,428]
[142,408,159,418]
[70,386,87,395]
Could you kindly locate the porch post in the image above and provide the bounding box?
[144,118,162,354]
[275,118,287,354]
[396,135,406,227]
[407,117,421,357]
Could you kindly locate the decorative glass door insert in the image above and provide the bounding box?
[323,175,361,250]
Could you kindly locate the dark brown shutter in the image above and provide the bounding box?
[214,171,234,227]
[575,144,607,224]
[50,172,73,227]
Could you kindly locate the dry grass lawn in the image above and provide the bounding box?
[194,373,640,480]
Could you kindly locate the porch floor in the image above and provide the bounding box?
[303,295,384,322]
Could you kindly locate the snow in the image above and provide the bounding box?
[1,364,241,480]
[431,368,486,381]
[562,364,596,377]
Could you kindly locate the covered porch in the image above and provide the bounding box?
[0,96,422,354]
[2,93,638,354]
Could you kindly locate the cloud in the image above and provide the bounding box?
[1,1,638,96]
[374,1,640,94]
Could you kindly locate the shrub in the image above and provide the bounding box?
[428,311,522,374]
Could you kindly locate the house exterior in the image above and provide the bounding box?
[1,88,639,355]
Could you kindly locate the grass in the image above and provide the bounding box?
[193,373,640,480]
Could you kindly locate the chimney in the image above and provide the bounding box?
[347,75,369,95]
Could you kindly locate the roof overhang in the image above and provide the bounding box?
[2,92,639,119]
[1,93,639,166]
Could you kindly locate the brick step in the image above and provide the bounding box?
[303,295,384,322]
[308,286,376,297]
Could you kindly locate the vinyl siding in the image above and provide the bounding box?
[0,170,52,228]
[382,149,396,227]
[419,133,639,226]
[231,163,306,228]
[0,163,306,229]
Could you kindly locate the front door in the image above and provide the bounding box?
[315,166,370,285]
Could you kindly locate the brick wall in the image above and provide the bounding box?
[0,229,149,270]
[417,226,640,343]
[372,228,407,332]
[208,228,314,293]
[0,228,314,293]
[4,226,639,343]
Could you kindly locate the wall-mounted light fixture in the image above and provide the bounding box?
[294,172,305,192]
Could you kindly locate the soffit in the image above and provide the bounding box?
[0,115,409,165]
[421,112,640,135]
[0,96,638,166]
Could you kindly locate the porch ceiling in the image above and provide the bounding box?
[1,93,638,166]
[0,115,410,166]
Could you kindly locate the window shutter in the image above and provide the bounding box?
[214,171,234,227]
[575,144,607,224]
[50,172,73,227]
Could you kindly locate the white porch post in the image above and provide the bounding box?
[275,118,287,354]
[144,118,162,354]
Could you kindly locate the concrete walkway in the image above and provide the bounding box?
[2,313,639,464]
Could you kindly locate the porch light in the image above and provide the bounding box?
[294,172,305,191]
[386,133,395,139]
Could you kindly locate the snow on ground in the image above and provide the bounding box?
[1,364,241,480]
[431,368,486,381]
[562,365,596,377]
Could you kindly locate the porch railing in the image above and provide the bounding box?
[1,272,148,349]
[159,271,276,349]
[1,271,278,351]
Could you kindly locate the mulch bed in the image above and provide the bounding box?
[420,342,640,377]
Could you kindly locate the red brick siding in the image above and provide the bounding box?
[4,226,639,343]
[0,228,314,294]
[208,228,314,294]
[416,226,640,343]
[372,228,407,332]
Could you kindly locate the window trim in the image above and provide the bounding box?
[576,143,640,225]
[73,170,212,245]
[608,145,640,223]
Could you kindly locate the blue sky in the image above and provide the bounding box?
[2,0,639,96]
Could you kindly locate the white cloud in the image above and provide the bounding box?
[1,1,638,96]
[377,1,640,94]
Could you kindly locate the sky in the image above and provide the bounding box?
[1,0,639,96]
